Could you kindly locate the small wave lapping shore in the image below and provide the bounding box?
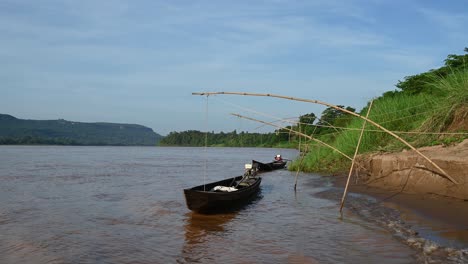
[320,170,468,263]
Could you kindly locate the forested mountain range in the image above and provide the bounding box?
[0,114,162,146]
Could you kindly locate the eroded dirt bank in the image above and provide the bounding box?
[355,139,468,200]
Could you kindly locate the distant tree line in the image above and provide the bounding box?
[159,130,289,147]
[160,107,357,147]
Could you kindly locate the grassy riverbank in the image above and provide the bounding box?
[290,53,468,173]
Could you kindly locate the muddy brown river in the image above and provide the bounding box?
[0,146,466,263]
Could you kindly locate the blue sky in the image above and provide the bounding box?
[1,0,467,135]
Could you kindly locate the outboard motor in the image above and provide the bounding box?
[244,163,257,177]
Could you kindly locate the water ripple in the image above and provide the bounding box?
[1,146,463,263]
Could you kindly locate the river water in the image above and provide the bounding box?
[0,146,466,263]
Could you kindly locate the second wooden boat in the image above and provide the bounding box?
[252,159,287,172]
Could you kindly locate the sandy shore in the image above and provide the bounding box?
[348,181,468,228]
[333,174,468,248]
[347,140,468,234]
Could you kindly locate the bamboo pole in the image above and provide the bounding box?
[340,100,373,212]
[298,124,301,155]
[230,113,353,161]
[294,125,304,191]
[193,92,457,184]
[294,145,307,191]
[231,113,369,175]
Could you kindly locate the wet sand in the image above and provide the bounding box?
[350,182,468,228]
[334,175,468,248]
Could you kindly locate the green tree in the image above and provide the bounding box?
[396,48,468,95]
[298,113,317,135]
[316,106,355,135]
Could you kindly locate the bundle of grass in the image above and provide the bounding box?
[417,69,468,145]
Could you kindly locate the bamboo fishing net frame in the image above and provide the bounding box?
[230,113,354,161]
[193,91,458,184]
[210,95,468,136]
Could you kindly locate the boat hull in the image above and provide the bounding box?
[252,160,287,172]
[183,176,261,213]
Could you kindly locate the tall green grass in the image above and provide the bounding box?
[420,69,468,133]
[290,69,468,173]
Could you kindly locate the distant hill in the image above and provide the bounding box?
[0,114,163,146]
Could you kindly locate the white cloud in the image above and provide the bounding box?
[1,0,466,132]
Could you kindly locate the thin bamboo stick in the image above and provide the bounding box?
[230,113,353,161]
[232,113,373,179]
[193,92,457,184]
[291,123,468,135]
[294,144,307,191]
[340,100,373,212]
[294,125,304,191]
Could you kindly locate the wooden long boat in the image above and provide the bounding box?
[252,159,287,172]
[183,174,261,213]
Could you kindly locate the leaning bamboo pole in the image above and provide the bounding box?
[294,124,304,191]
[232,113,369,178]
[193,92,457,184]
[294,142,308,191]
[230,113,354,161]
[340,100,373,212]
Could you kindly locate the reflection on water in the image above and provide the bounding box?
[0,146,465,263]
[185,212,237,239]
[180,190,265,263]
[180,212,237,263]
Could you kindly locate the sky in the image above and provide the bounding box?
[1,0,467,135]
